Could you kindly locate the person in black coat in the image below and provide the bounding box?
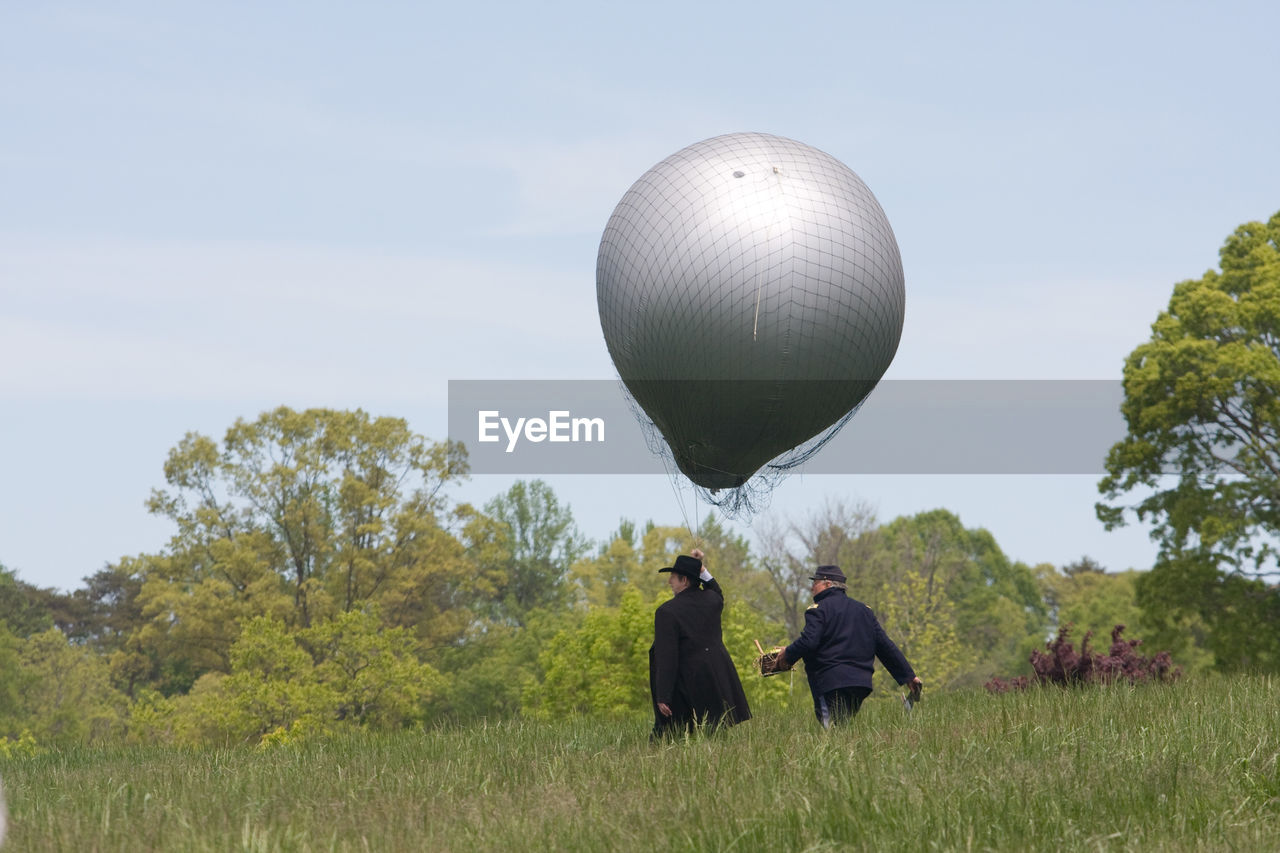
[776,565,924,727]
[648,549,752,738]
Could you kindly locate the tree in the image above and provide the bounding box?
[870,566,969,693]
[574,514,770,613]
[369,503,494,651]
[134,407,471,683]
[1098,211,1280,671]
[524,588,656,718]
[434,612,567,721]
[219,616,331,742]
[1031,559,1205,669]
[0,625,24,738]
[62,563,145,649]
[301,607,444,729]
[750,504,1043,686]
[0,563,55,638]
[59,560,162,698]
[1042,559,1137,636]
[476,480,589,625]
[718,598,799,712]
[156,611,445,746]
[133,545,292,683]
[637,523,696,598]
[16,628,127,745]
[864,510,1047,686]
[756,499,880,636]
[1063,556,1106,577]
[1133,554,1269,673]
[439,482,599,720]
[572,520,643,609]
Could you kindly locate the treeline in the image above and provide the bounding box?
[0,407,1244,750]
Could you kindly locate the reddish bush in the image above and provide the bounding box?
[985,624,1181,693]
[984,675,1028,694]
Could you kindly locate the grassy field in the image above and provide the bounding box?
[2,675,1277,852]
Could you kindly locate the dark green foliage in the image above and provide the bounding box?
[1135,555,1280,672]
[476,479,589,625]
[865,510,1050,686]
[0,563,56,637]
[1099,211,1280,671]
[0,623,25,736]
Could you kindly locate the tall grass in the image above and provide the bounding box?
[2,675,1277,851]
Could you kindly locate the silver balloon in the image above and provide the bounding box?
[596,132,904,490]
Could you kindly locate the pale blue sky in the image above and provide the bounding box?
[3,1,1279,591]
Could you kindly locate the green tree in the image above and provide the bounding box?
[636,523,696,598]
[1098,211,1280,672]
[159,609,449,747]
[16,628,127,745]
[871,569,969,693]
[1133,555,1266,673]
[1040,558,1140,638]
[751,504,1042,687]
[865,510,1047,686]
[0,624,24,738]
[444,512,756,723]
[574,515,768,611]
[301,607,444,728]
[47,561,163,699]
[370,503,493,650]
[161,617,328,746]
[476,480,589,625]
[62,563,145,649]
[572,520,643,608]
[687,515,779,620]
[525,588,656,718]
[0,563,55,638]
[133,544,291,684]
[223,616,331,742]
[440,481,599,720]
[435,615,561,720]
[135,407,471,685]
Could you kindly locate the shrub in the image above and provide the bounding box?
[985,624,1181,692]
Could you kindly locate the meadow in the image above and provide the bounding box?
[2,676,1277,852]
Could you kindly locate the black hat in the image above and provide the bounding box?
[809,565,846,583]
[659,555,703,579]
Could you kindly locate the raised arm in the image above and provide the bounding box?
[691,548,722,601]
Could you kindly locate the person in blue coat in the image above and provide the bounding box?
[648,549,752,738]
[775,565,924,727]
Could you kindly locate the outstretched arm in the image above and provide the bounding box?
[779,607,825,669]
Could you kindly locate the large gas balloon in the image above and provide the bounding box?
[596,132,904,490]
